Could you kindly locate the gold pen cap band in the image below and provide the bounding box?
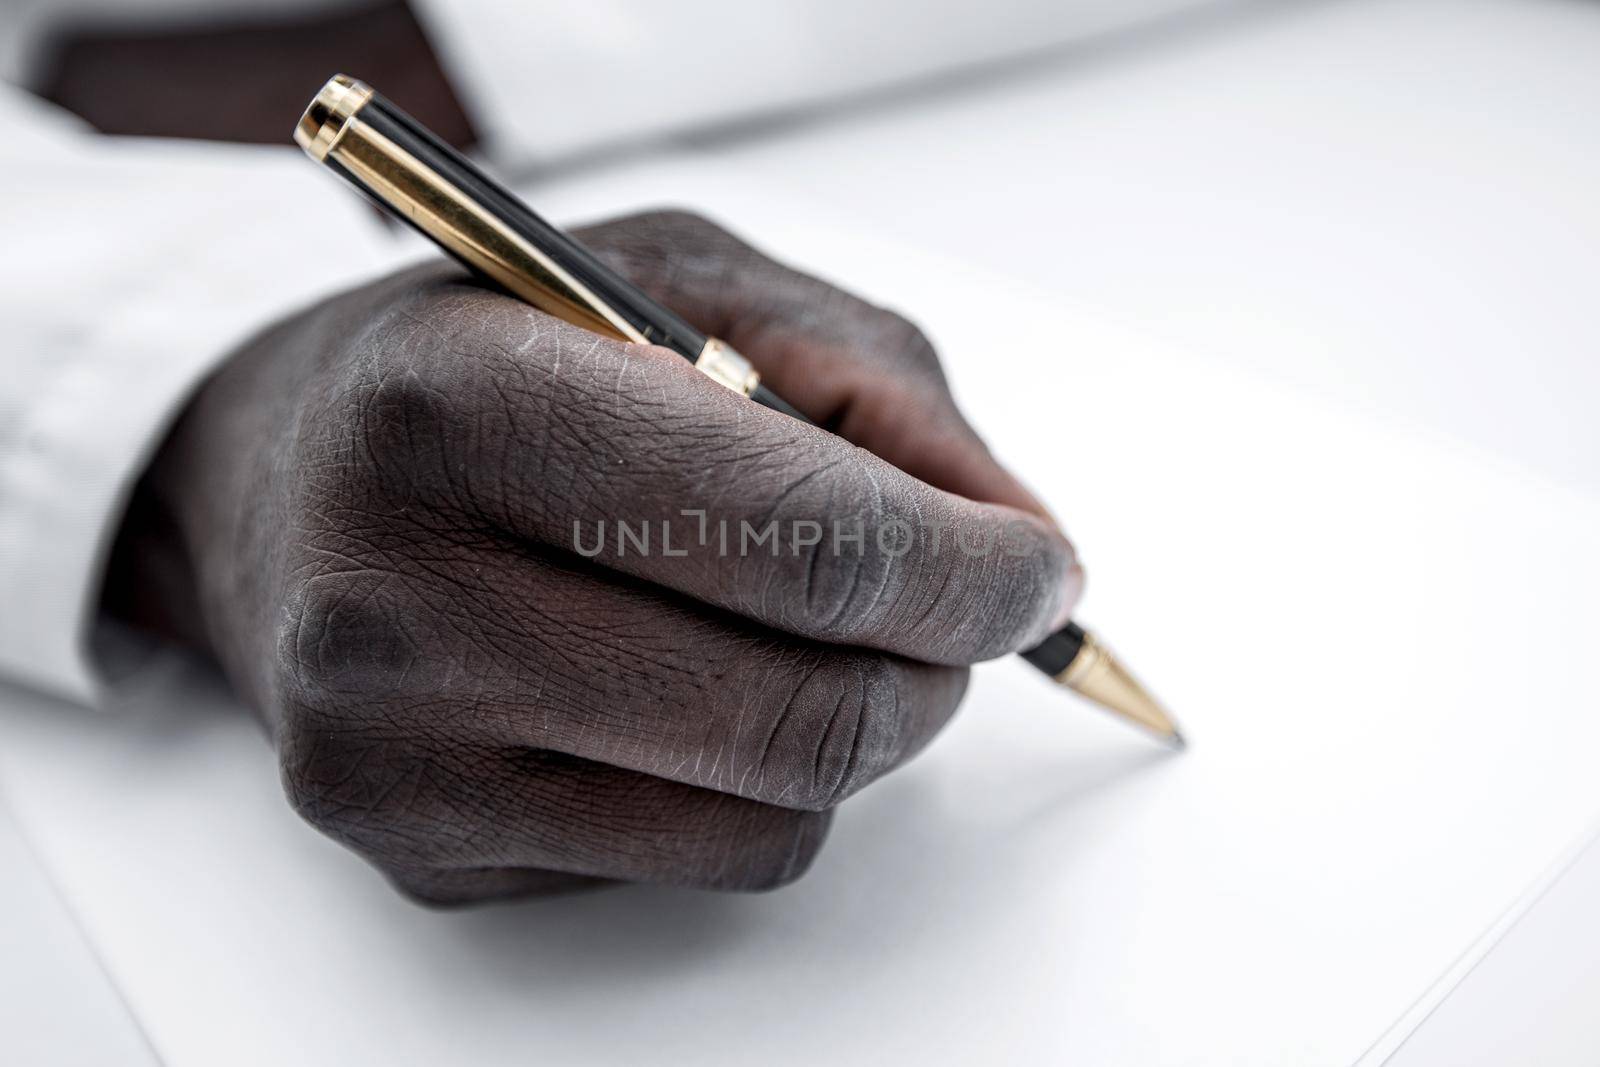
[694,338,760,396]
[295,74,373,161]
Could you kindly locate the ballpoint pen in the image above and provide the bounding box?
[295,74,1184,747]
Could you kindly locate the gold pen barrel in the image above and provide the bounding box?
[294,75,647,345]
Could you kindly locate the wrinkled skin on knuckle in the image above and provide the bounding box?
[274,566,431,711]
[901,511,1070,663]
[758,651,920,812]
[524,357,706,534]
[270,278,581,700]
[854,306,949,386]
[724,447,906,645]
[270,529,557,739]
[271,569,471,867]
[271,573,546,877]
[435,561,746,757]
[360,288,700,543]
[713,440,1061,663]
[975,517,1075,655]
[276,709,465,870]
[574,207,753,295]
[276,264,632,552]
[306,278,538,520]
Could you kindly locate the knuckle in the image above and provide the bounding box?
[271,570,506,870]
[794,489,1073,666]
[351,351,455,446]
[626,207,735,248]
[275,569,423,708]
[338,287,468,420]
[277,711,356,829]
[938,522,1071,661]
[751,453,901,645]
[580,208,745,270]
[583,208,756,298]
[319,281,542,508]
[312,352,454,508]
[775,653,908,812]
[991,527,1074,650]
[276,707,478,869]
[276,709,387,842]
[872,308,946,381]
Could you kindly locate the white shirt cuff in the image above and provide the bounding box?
[0,88,399,704]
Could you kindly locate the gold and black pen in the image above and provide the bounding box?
[294,74,1184,748]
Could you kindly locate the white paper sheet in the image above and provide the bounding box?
[0,798,157,1066]
[1383,818,1600,1066]
[1367,817,1600,1066]
[3,182,1599,1067]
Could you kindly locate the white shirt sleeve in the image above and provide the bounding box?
[412,0,1218,166]
[0,86,400,704]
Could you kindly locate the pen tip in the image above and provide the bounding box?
[1049,627,1186,750]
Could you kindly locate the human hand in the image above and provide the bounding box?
[113,210,1082,903]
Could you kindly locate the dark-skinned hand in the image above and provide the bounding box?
[112,211,1083,904]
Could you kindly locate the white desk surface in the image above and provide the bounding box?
[7,0,1600,1063]
[634,2,1600,1058]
